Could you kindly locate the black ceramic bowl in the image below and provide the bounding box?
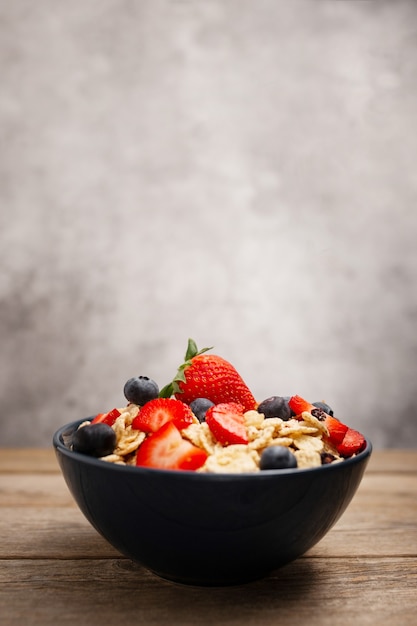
[53,418,372,586]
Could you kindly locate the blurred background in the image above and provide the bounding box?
[1,0,416,448]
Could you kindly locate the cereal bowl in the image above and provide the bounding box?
[53,418,372,586]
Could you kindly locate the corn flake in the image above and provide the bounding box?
[75,402,346,472]
[292,434,324,453]
[182,422,217,454]
[200,445,259,474]
[294,449,322,468]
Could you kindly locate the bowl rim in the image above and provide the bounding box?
[53,417,372,480]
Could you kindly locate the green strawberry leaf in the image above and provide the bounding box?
[159,383,174,398]
[184,338,213,361]
[184,338,199,361]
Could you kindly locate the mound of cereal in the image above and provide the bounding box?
[71,339,367,472]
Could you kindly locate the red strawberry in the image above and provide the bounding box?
[131,398,195,433]
[160,339,256,412]
[288,395,316,416]
[205,402,249,446]
[289,395,350,447]
[323,415,349,446]
[288,395,366,457]
[91,408,121,427]
[136,421,208,470]
[337,427,366,457]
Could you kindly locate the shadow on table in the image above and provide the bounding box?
[26,557,321,624]
[114,558,320,622]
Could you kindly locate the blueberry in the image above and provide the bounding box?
[312,401,334,417]
[260,446,298,470]
[123,376,159,405]
[190,398,215,422]
[281,396,296,417]
[72,424,116,457]
[257,396,292,421]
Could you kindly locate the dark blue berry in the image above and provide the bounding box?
[312,401,334,417]
[190,398,215,422]
[123,376,159,405]
[72,424,116,457]
[281,396,296,417]
[260,446,298,470]
[257,396,292,421]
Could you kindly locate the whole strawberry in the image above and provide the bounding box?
[160,339,256,412]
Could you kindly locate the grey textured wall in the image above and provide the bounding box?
[1,0,417,448]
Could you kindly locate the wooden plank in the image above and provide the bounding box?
[1,448,417,474]
[0,472,416,559]
[0,558,416,626]
[0,474,76,507]
[0,449,59,474]
[366,449,417,474]
[1,449,415,626]
[2,472,416,522]
[1,471,416,559]
[0,508,120,559]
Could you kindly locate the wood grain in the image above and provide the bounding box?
[1,473,416,559]
[0,558,416,626]
[0,449,60,473]
[0,448,416,626]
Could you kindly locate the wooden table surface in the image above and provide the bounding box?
[0,449,416,626]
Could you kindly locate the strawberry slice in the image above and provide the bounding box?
[131,398,195,433]
[205,402,249,446]
[285,395,366,457]
[288,395,316,416]
[136,421,208,470]
[337,427,366,457]
[289,395,350,447]
[323,415,349,446]
[91,408,121,427]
